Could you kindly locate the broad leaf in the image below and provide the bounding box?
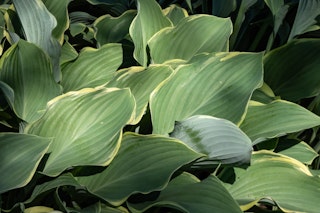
[148,14,232,64]
[77,133,203,206]
[94,10,136,46]
[60,41,78,66]
[25,88,135,176]
[275,139,318,165]
[13,0,61,82]
[105,65,173,124]
[227,151,320,212]
[150,52,263,134]
[171,115,252,166]
[129,0,172,66]
[163,4,188,26]
[0,133,51,193]
[61,43,122,92]
[128,172,242,213]
[240,100,320,144]
[0,40,62,123]
[211,0,237,18]
[264,39,320,101]
[288,0,320,41]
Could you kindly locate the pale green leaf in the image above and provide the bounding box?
[43,0,71,44]
[128,172,242,213]
[163,4,188,25]
[0,133,51,194]
[151,52,263,134]
[129,0,172,66]
[171,115,252,166]
[264,39,320,101]
[61,43,122,92]
[148,14,232,64]
[77,133,203,206]
[240,100,320,144]
[0,40,62,123]
[288,0,320,41]
[25,88,135,176]
[94,10,136,46]
[227,151,320,212]
[105,65,173,124]
[13,0,61,82]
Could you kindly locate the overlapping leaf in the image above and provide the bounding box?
[129,0,172,66]
[0,40,62,123]
[148,14,232,64]
[105,65,173,124]
[25,88,135,176]
[264,39,320,101]
[163,4,188,26]
[171,115,252,166]
[77,133,203,206]
[61,43,122,92]
[128,172,242,213]
[0,133,51,193]
[240,100,320,144]
[150,52,263,134]
[227,151,320,212]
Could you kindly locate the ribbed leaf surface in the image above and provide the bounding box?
[150,52,263,134]
[25,88,135,176]
[149,14,232,64]
[77,133,203,206]
[0,133,51,193]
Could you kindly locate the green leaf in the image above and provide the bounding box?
[288,0,320,41]
[129,0,172,66]
[163,4,188,26]
[60,41,78,66]
[264,39,320,101]
[211,0,237,18]
[275,139,319,165]
[227,151,320,212]
[128,172,242,213]
[150,52,263,134]
[240,100,320,144]
[171,115,252,166]
[0,133,51,194]
[0,40,62,123]
[13,0,61,82]
[61,43,122,92]
[94,10,136,46]
[25,88,135,176]
[105,65,173,124]
[43,0,71,44]
[77,133,203,206]
[148,14,232,64]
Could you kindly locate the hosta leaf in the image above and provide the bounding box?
[148,14,232,64]
[25,88,135,176]
[0,133,51,194]
[105,65,173,124]
[264,39,320,101]
[227,151,320,212]
[150,52,263,134]
[128,172,242,213]
[171,115,252,166]
[60,41,78,66]
[87,0,129,16]
[129,0,172,67]
[77,133,203,206]
[61,43,122,92]
[94,10,136,46]
[43,0,71,44]
[13,0,61,82]
[275,139,318,165]
[240,100,320,144]
[163,4,188,26]
[0,40,62,123]
[288,0,320,41]
[211,0,237,18]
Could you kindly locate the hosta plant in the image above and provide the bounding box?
[1,0,320,212]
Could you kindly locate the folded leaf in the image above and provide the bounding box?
[25,88,135,176]
[150,52,263,134]
[77,133,203,206]
[0,133,51,193]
